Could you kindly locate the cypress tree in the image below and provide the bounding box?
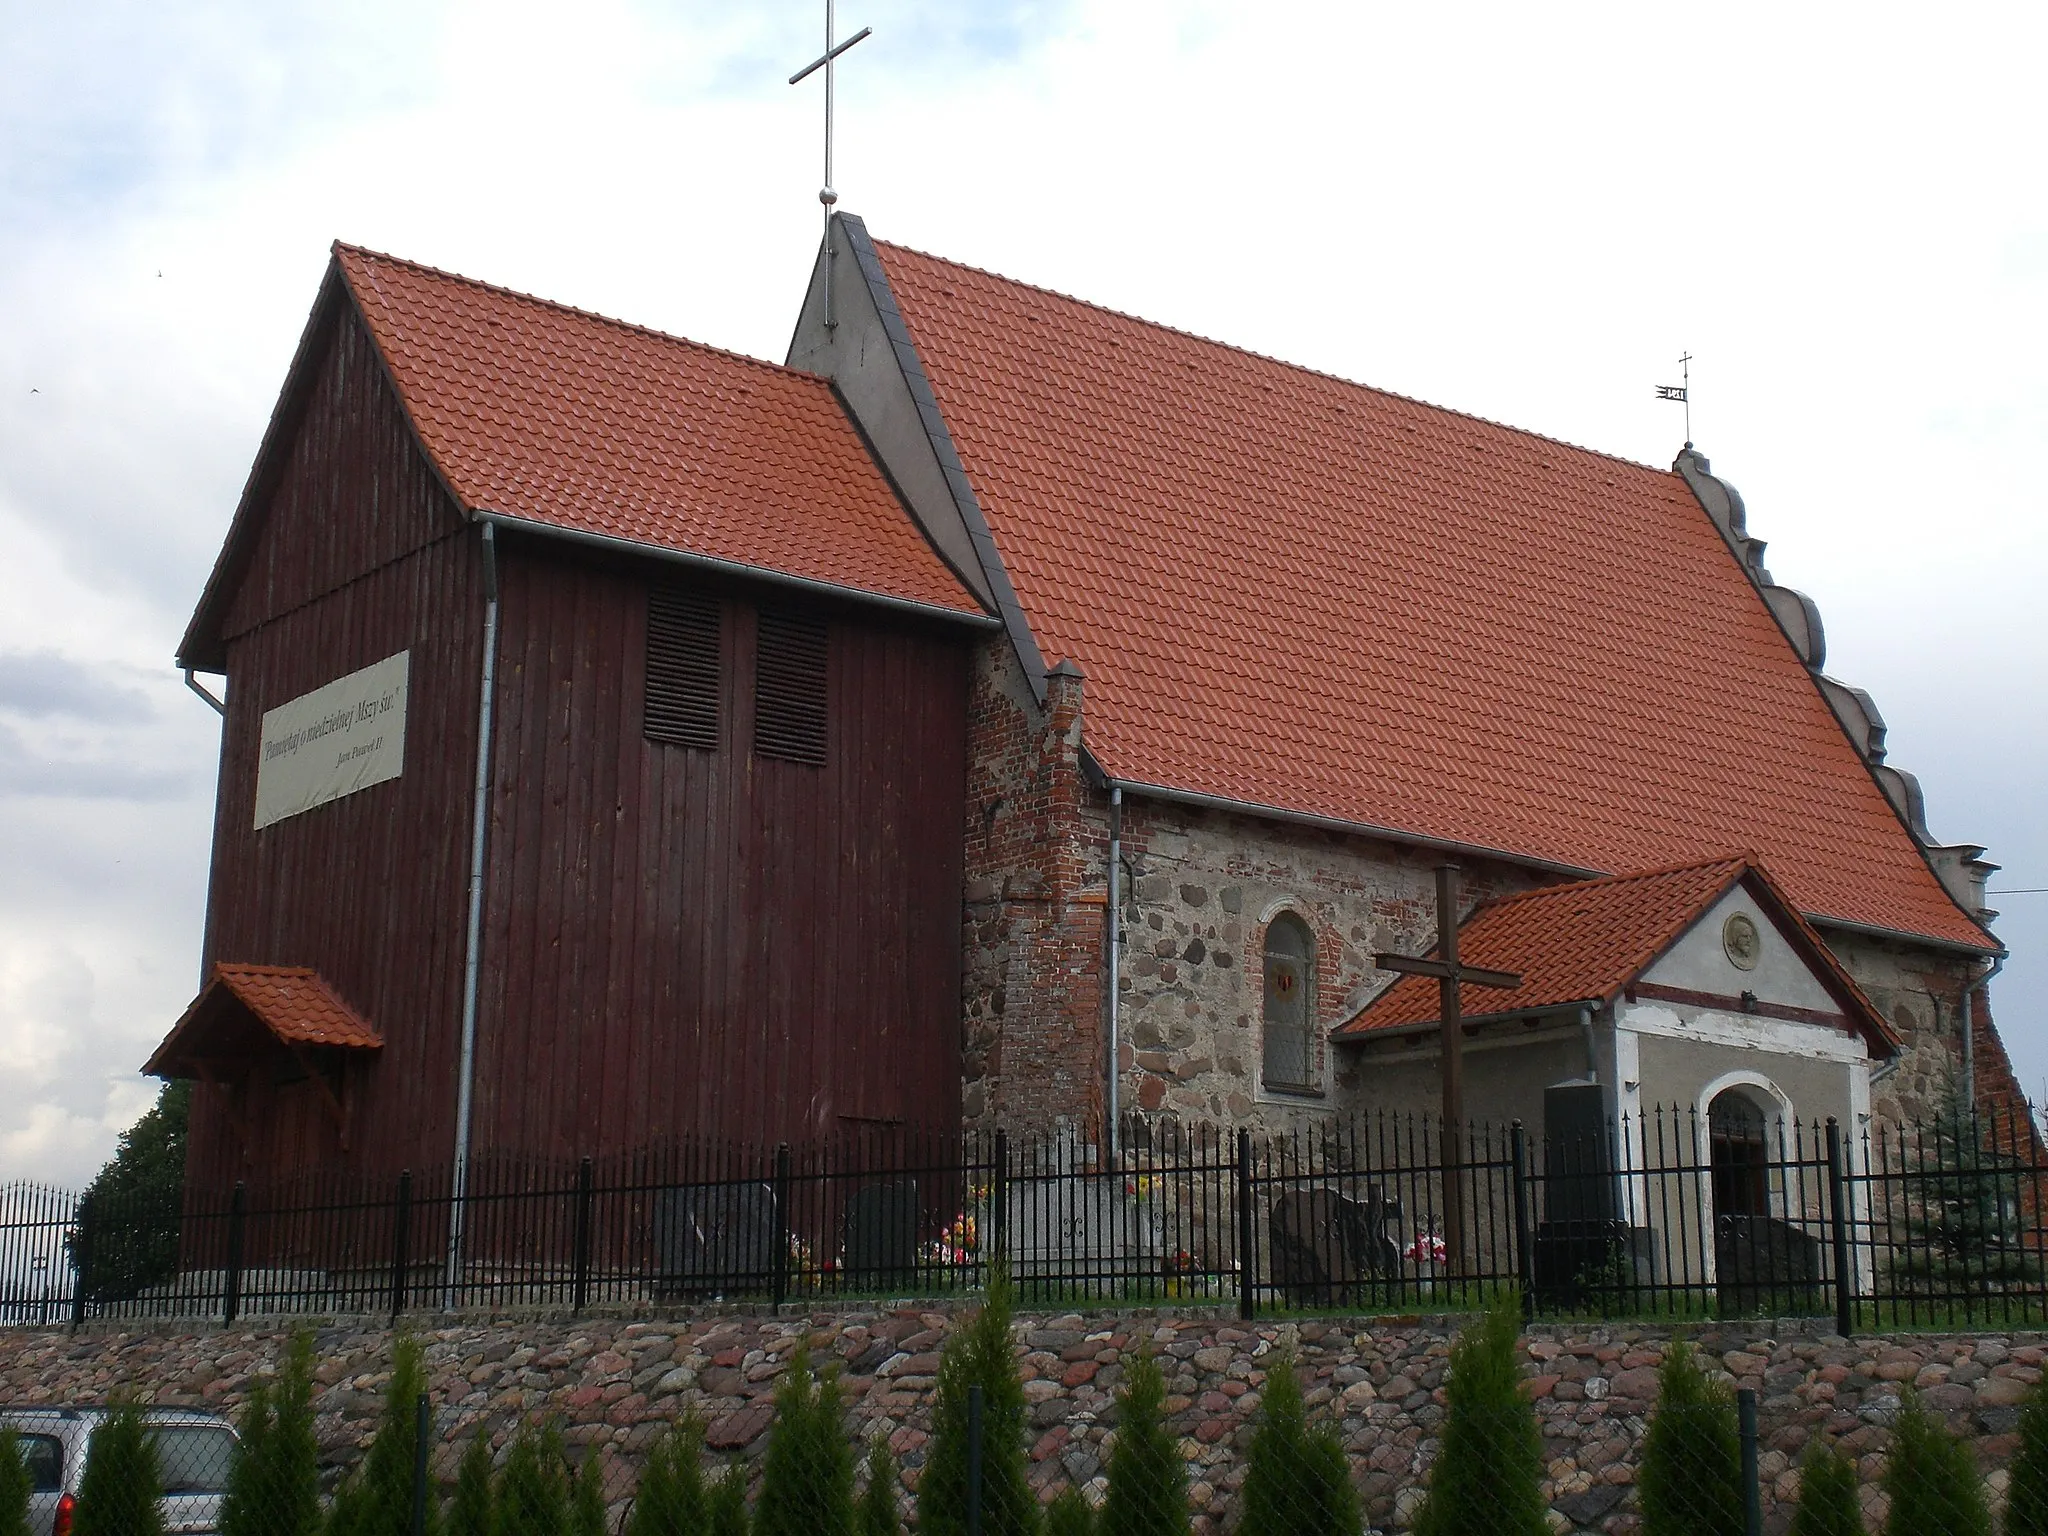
[1097,1350,1186,1536]
[756,1346,856,1536]
[74,1399,167,1536]
[1787,1439,1863,1536]
[1237,1351,1359,1536]
[571,1453,609,1536]
[1043,1489,1094,1536]
[492,1423,570,1536]
[331,1335,437,1536]
[628,1420,707,1536]
[445,1436,494,1536]
[2007,1374,2048,1536]
[919,1277,1035,1536]
[221,1377,274,1536]
[1638,1341,1744,1536]
[857,1440,901,1536]
[1881,1392,1989,1536]
[0,1426,33,1536]
[706,1464,751,1536]
[270,1332,322,1536]
[1411,1295,1547,1536]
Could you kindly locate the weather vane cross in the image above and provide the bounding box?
[1655,351,1693,445]
[789,1,871,330]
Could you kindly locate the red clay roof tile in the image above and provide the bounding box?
[334,245,983,620]
[871,240,1990,949]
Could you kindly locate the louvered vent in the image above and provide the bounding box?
[644,586,722,750]
[755,610,829,765]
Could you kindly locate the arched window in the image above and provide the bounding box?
[1261,914,1315,1091]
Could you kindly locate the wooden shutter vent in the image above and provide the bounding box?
[754,610,829,765]
[644,587,722,750]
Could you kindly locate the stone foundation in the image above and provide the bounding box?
[0,1306,2034,1534]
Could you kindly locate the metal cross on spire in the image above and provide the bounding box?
[1373,864,1523,1274]
[789,1,871,331]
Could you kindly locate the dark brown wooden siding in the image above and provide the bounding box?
[471,537,969,1159]
[187,305,481,1190]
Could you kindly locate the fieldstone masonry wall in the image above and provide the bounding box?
[2,1307,2035,1535]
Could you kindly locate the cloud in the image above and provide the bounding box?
[0,650,152,721]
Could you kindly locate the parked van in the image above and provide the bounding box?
[1,1406,237,1535]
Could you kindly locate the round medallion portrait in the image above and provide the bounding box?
[1722,911,1762,971]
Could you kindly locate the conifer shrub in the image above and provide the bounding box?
[0,1426,33,1536]
[571,1453,609,1536]
[857,1440,901,1536]
[2007,1374,2048,1536]
[1787,1439,1863,1536]
[328,1335,436,1536]
[74,1399,166,1536]
[492,1424,565,1536]
[1237,1351,1359,1536]
[1638,1341,1743,1536]
[756,1346,856,1536]
[1043,1489,1094,1536]
[492,1423,570,1536]
[919,1277,1034,1536]
[445,1436,494,1536]
[221,1377,273,1536]
[1098,1349,1186,1536]
[1880,1392,1988,1536]
[225,1332,320,1536]
[706,1463,751,1536]
[627,1420,706,1536]
[1411,1294,1547,1536]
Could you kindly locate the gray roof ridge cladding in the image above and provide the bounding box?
[832,212,1049,698]
[334,240,831,391]
[867,234,1680,480]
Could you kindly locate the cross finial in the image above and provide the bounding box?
[789,2,872,330]
[1656,351,1694,446]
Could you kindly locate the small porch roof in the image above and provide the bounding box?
[1333,856,1899,1059]
[144,964,383,1079]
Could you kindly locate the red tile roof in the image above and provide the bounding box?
[334,245,984,620]
[1332,858,1896,1055]
[145,964,382,1076]
[871,240,1990,949]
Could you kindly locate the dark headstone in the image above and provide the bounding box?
[1715,1214,1824,1317]
[653,1181,779,1297]
[1269,1187,1402,1304]
[842,1180,920,1289]
[1543,1081,1618,1227]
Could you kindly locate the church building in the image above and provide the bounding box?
[146,214,2018,1193]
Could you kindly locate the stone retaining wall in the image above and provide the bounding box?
[0,1307,2035,1534]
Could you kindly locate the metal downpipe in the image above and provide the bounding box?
[445,521,499,1305]
[1106,785,1123,1166]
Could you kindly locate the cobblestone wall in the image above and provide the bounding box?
[0,1307,2035,1534]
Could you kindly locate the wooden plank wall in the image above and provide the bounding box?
[472,537,970,1160]
[188,305,481,1189]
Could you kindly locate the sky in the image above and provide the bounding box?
[0,0,2041,1188]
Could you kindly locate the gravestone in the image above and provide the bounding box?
[1006,1165,1163,1282]
[653,1181,779,1297]
[842,1180,920,1290]
[1268,1188,1402,1304]
[1532,1080,1641,1305]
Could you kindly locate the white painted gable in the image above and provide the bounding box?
[1639,885,1839,1014]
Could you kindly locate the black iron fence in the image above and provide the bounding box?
[3,1102,2041,1332]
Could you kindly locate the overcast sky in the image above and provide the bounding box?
[1,0,2041,1187]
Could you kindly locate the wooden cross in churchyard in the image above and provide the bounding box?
[1373,863,1522,1273]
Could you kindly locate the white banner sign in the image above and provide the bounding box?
[254,651,410,830]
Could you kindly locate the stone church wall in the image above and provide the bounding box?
[2,1307,2033,1534]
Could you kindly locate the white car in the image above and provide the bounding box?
[2,1406,238,1536]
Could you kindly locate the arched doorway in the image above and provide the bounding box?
[1708,1088,1773,1220]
